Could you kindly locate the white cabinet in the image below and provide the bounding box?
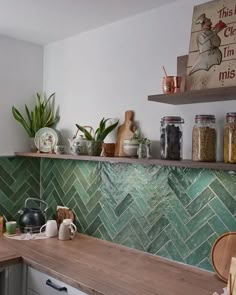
[27,267,87,295]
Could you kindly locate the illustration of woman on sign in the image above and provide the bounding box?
[189,13,227,75]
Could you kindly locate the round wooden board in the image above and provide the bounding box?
[211,232,236,282]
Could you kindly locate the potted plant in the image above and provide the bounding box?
[12,92,60,151]
[76,118,119,156]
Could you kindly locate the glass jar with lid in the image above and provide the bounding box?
[224,112,236,163]
[192,115,216,162]
[160,116,184,160]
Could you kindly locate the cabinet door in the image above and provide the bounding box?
[27,267,87,295]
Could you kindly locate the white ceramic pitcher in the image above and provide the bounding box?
[58,219,77,241]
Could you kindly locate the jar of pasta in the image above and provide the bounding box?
[224,113,236,163]
[192,115,216,162]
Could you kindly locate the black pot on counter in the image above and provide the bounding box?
[18,198,48,233]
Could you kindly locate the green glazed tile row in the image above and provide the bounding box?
[40,158,236,272]
[0,157,40,220]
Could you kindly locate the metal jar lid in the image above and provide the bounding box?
[161,116,184,124]
[195,114,215,123]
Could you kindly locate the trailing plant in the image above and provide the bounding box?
[76,118,119,142]
[12,92,60,137]
[132,128,151,144]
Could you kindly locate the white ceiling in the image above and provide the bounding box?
[0,0,176,45]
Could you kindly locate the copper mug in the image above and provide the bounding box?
[162,76,182,94]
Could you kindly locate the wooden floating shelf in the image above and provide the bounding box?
[148,85,236,105]
[15,152,236,171]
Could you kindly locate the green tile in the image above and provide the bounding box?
[74,165,90,190]
[129,217,149,247]
[186,205,214,233]
[86,216,102,236]
[113,208,133,232]
[197,258,213,272]
[214,170,236,197]
[208,233,218,245]
[74,205,88,230]
[146,200,166,224]
[62,173,76,194]
[0,177,14,197]
[186,223,214,250]
[99,224,112,242]
[73,193,88,216]
[165,208,190,240]
[187,171,215,199]
[114,194,133,217]
[147,215,169,240]
[122,232,145,252]
[168,177,191,206]
[210,179,236,215]
[0,166,14,185]
[147,231,169,254]
[156,246,171,260]
[165,224,190,258]
[165,241,184,263]
[113,223,132,244]
[86,203,102,225]
[209,198,236,231]
[186,241,211,266]
[187,188,215,216]
[86,190,102,211]
[99,210,117,238]
[208,215,228,236]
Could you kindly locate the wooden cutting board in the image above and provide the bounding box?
[228,257,236,295]
[115,110,136,157]
[211,232,236,282]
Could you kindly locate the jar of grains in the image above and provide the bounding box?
[160,116,184,160]
[192,115,216,162]
[224,112,236,163]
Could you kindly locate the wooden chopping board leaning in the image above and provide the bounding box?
[115,110,136,157]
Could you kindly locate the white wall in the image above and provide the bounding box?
[0,35,43,155]
[43,0,234,160]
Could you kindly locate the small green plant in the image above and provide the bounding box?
[12,92,59,137]
[76,118,119,142]
[132,129,150,144]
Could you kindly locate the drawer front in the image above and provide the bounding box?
[27,267,87,295]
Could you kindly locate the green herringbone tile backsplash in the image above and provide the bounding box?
[0,156,235,271]
[0,157,40,220]
[40,158,236,272]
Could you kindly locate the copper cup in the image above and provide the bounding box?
[162,76,175,94]
[173,76,182,93]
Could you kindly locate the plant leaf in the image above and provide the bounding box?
[75,124,93,140]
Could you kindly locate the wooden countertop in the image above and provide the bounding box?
[1,234,225,295]
[0,238,21,267]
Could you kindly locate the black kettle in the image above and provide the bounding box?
[18,198,48,233]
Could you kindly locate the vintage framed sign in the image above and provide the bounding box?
[186,0,236,91]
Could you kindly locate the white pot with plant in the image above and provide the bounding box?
[12,92,60,152]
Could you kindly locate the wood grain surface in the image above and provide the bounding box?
[211,232,236,282]
[0,233,225,295]
[115,110,136,157]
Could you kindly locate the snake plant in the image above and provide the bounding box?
[76,118,119,142]
[12,92,60,137]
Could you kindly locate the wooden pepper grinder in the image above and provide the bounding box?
[115,110,136,157]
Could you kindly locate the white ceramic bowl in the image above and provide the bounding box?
[123,140,139,157]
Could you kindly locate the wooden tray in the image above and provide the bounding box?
[211,232,236,282]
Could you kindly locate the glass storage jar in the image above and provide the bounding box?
[224,112,236,163]
[192,115,216,162]
[160,116,184,160]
